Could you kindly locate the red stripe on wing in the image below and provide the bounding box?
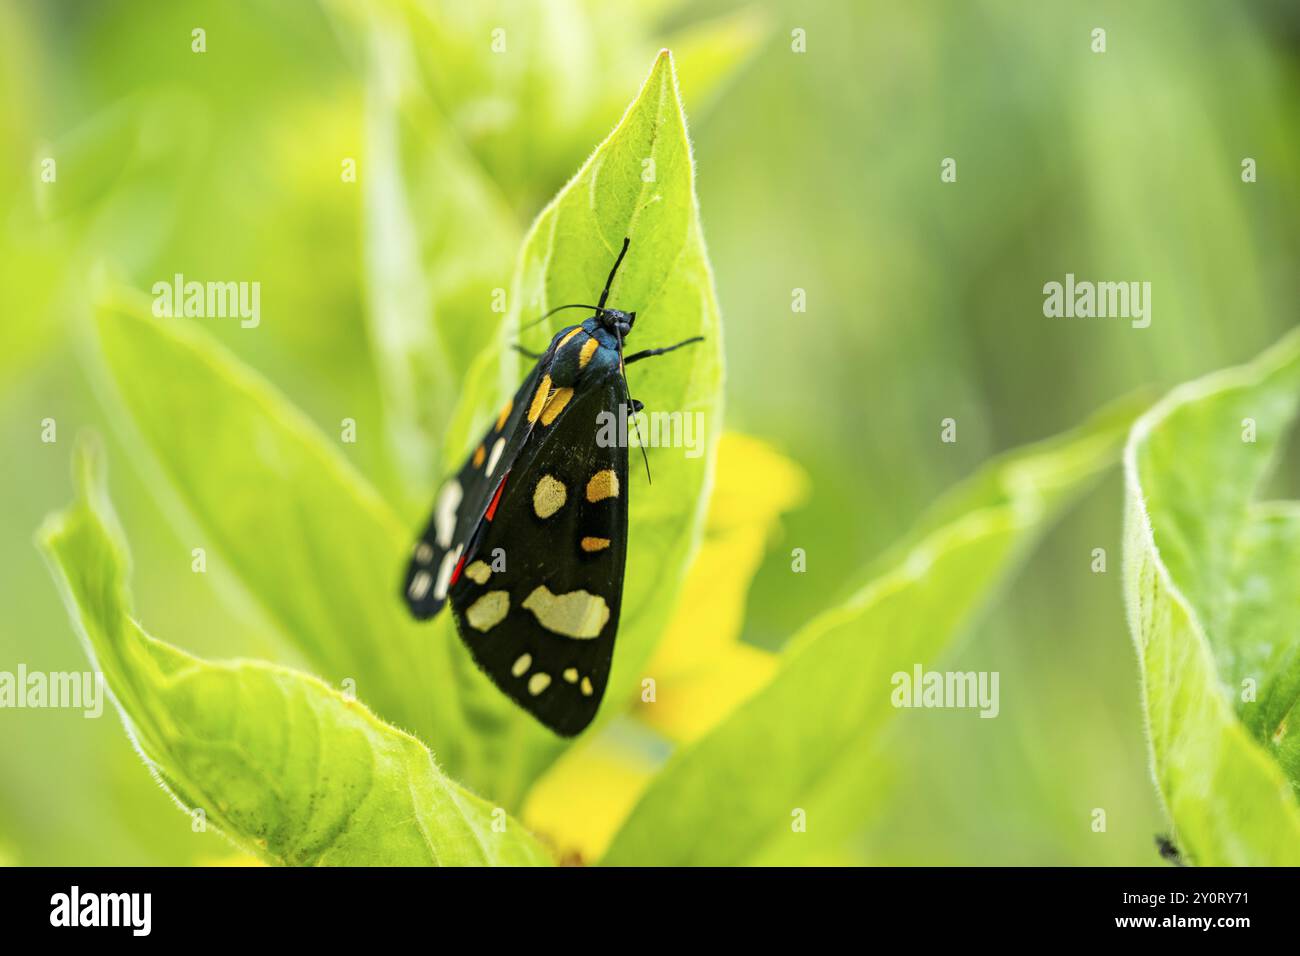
[485,473,509,522]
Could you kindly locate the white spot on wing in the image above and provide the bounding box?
[407,570,432,601]
[433,544,462,601]
[486,437,506,476]
[435,480,462,548]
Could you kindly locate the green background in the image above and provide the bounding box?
[2,0,1298,865]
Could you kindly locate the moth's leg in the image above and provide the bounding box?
[512,344,546,360]
[623,336,704,365]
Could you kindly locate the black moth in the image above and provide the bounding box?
[403,239,701,736]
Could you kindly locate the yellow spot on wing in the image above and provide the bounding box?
[563,668,579,683]
[465,591,510,631]
[580,676,594,696]
[522,585,610,639]
[465,560,491,584]
[495,399,513,432]
[533,475,567,518]
[581,536,611,552]
[586,469,620,502]
[557,328,583,349]
[512,653,532,677]
[578,337,599,369]
[528,672,552,696]
[527,374,553,423]
[540,387,574,426]
[472,444,485,468]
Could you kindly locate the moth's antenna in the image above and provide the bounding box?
[518,303,607,334]
[599,237,632,310]
[601,237,649,481]
[518,238,631,335]
[615,324,652,484]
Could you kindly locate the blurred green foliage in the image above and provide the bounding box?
[3,0,1299,865]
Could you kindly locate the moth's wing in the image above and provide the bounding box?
[403,360,548,619]
[448,371,628,736]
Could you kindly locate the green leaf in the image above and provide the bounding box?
[91,287,472,776]
[1123,327,1300,865]
[462,49,724,750]
[603,402,1138,865]
[38,437,551,866]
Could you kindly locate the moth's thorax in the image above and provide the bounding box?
[547,321,620,387]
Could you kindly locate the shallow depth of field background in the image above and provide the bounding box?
[3,0,1299,865]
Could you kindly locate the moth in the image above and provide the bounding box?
[402,238,701,736]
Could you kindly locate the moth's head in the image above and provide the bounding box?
[598,308,636,339]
